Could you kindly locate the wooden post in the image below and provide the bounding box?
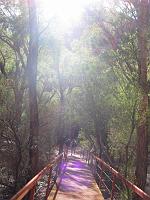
[29,185,36,200]
[45,168,52,199]
[99,163,103,188]
[111,174,115,200]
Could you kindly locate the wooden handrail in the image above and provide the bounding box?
[92,154,150,200]
[11,149,150,200]
[80,149,150,200]
[10,153,63,200]
[92,153,150,200]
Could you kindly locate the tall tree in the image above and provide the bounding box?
[87,1,150,193]
[133,0,149,196]
[27,0,39,176]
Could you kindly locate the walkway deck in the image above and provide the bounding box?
[48,155,104,200]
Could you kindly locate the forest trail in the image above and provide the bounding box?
[48,155,104,200]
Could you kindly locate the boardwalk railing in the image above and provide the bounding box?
[10,153,63,200]
[10,148,150,200]
[81,149,150,200]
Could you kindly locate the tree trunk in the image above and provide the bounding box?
[94,120,109,157]
[94,120,102,156]
[55,56,65,154]
[58,78,65,154]
[133,0,149,198]
[58,76,65,153]
[13,74,25,191]
[27,0,39,177]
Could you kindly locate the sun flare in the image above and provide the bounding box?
[38,0,97,31]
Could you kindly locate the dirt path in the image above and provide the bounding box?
[49,155,104,200]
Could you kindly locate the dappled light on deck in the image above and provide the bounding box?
[49,155,104,200]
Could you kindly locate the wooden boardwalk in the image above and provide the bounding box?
[48,155,104,200]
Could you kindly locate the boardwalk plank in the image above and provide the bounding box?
[48,155,104,200]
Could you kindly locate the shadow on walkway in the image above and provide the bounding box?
[54,155,104,200]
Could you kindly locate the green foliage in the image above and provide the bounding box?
[1,0,150,198]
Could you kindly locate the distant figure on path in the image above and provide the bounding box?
[63,138,70,161]
[71,139,77,155]
[63,143,68,161]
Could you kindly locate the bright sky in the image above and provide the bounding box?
[38,0,102,31]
